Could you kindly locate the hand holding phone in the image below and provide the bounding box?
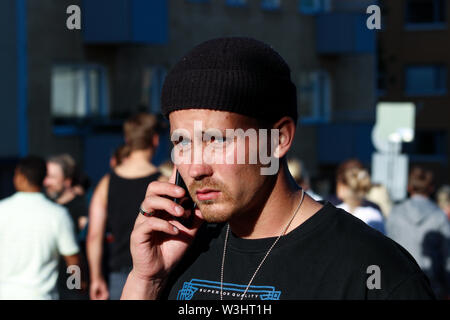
[124,168,204,299]
[173,170,197,228]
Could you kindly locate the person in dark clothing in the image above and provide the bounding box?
[87,112,163,300]
[44,154,89,234]
[121,37,435,300]
[43,154,89,300]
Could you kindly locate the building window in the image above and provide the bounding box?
[405,0,446,29]
[261,0,281,11]
[226,0,248,8]
[299,0,331,15]
[141,66,167,114]
[405,65,447,96]
[298,70,331,123]
[51,65,109,118]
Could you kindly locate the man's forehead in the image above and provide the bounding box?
[47,162,63,173]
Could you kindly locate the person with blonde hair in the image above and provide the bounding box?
[336,166,385,234]
[87,112,162,300]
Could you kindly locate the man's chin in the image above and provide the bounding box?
[45,191,59,200]
[201,215,229,223]
[197,202,232,223]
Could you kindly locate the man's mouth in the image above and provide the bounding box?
[196,188,221,201]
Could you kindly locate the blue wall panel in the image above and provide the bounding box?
[317,13,375,54]
[82,0,129,43]
[0,1,20,157]
[131,0,168,44]
[355,14,376,53]
[318,123,375,165]
[82,0,168,44]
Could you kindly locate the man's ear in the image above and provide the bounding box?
[13,170,24,190]
[273,116,296,159]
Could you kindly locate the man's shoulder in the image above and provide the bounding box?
[0,194,14,207]
[331,204,395,246]
[33,196,71,220]
[0,193,60,210]
[37,195,68,211]
[391,198,446,221]
[329,205,420,271]
[389,199,411,214]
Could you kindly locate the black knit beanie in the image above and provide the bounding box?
[161,37,298,123]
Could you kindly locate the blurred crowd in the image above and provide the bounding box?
[0,112,449,300]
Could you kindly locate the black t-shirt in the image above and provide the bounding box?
[64,195,88,236]
[163,202,435,300]
[59,195,89,300]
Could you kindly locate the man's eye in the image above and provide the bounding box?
[206,135,226,144]
[174,137,191,146]
[180,139,191,146]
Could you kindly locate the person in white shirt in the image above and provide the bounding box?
[0,156,81,300]
[336,166,385,234]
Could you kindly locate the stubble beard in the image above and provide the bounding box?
[197,200,235,223]
[190,182,236,223]
[46,188,63,201]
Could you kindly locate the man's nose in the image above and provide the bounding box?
[43,177,51,187]
[188,163,213,181]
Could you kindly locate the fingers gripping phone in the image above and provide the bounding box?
[173,170,197,228]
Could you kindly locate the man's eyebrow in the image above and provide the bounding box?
[202,129,227,135]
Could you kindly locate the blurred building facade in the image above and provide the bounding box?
[378,0,450,187]
[0,0,378,198]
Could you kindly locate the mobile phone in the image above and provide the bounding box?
[173,170,197,228]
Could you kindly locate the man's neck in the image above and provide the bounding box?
[126,149,153,162]
[229,165,323,239]
[56,188,77,205]
[18,187,41,193]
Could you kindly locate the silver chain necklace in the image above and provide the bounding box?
[220,189,305,300]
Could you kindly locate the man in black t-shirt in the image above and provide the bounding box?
[163,203,434,300]
[44,154,89,299]
[120,37,435,300]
